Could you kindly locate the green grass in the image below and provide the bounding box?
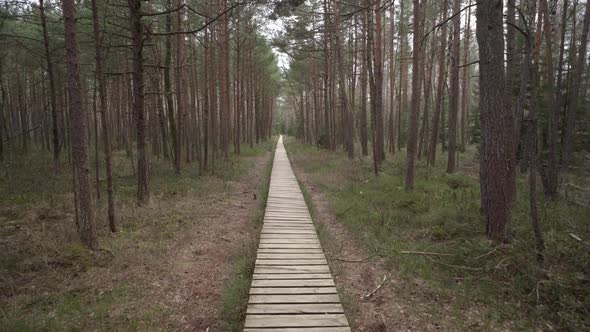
[217,137,276,331]
[0,140,275,331]
[284,137,590,330]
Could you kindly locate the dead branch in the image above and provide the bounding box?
[363,275,387,299]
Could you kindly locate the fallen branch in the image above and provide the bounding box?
[329,253,379,262]
[400,250,451,256]
[364,275,387,299]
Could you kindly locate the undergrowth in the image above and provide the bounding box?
[0,140,274,331]
[284,137,590,331]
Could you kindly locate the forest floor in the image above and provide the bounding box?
[284,137,590,331]
[0,140,274,331]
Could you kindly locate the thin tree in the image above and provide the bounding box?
[447,0,461,173]
[405,0,422,190]
[39,0,60,171]
[428,0,448,166]
[91,0,116,232]
[562,0,590,170]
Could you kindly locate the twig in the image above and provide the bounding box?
[221,236,231,242]
[400,250,451,256]
[472,247,498,260]
[329,253,379,262]
[363,275,387,299]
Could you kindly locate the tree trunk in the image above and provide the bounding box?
[40,0,61,171]
[405,0,422,190]
[62,0,97,248]
[447,0,461,173]
[129,0,149,205]
[91,0,116,232]
[562,0,590,170]
[476,0,514,242]
[539,0,559,199]
[428,0,448,166]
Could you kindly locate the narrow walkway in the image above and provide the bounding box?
[244,136,351,331]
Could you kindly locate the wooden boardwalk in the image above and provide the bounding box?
[244,136,350,331]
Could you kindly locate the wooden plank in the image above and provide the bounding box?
[256,254,326,259]
[257,248,324,254]
[249,287,337,295]
[259,244,322,249]
[245,328,350,332]
[246,303,343,314]
[254,265,330,274]
[252,273,333,280]
[244,314,348,327]
[248,294,342,304]
[261,229,316,234]
[256,259,327,266]
[261,232,317,236]
[251,279,335,287]
[260,239,319,244]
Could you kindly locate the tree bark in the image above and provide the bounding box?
[447,0,461,173]
[129,0,149,205]
[91,0,116,232]
[428,0,448,166]
[476,0,514,242]
[39,0,61,171]
[405,0,422,190]
[62,0,97,248]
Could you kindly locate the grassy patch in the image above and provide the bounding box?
[217,137,277,331]
[284,137,590,330]
[0,140,274,330]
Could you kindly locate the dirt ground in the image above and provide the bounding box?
[168,155,268,331]
[0,153,270,331]
[160,154,269,330]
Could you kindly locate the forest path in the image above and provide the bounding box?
[244,136,351,331]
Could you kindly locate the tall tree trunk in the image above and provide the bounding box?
[91,0,116,232]
[562,0,590,170]
[174,0,184,174]
[373,0,385,165]
[428,0,448,166]
[447,0,461,173]
[360,7,368,156]
[476,0,514,242]
[539,0,559,199]
[220,0,230,160]
[129,0,149,205]
[40,0,61,170]
[459,1,471,151]
[164,0,179,174]
[405,0,422,190]
[62,0,97,248]
[333,0,354,159]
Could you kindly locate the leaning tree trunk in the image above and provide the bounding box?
[62,0,97,248]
